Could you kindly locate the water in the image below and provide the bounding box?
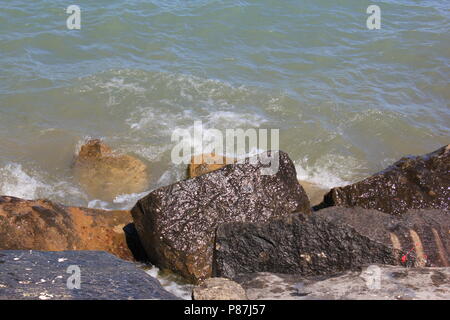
[1,0,449,299]
[0,0,449,207]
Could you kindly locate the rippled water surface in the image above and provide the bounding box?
[0,0,449,209]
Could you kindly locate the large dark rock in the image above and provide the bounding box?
[132,151,311,282]
[316,207,449,268]
[234,266,450,300]
[0,250,178,300]
[316,144,450,215]
[0,196,133,260]
[214,208,449,279]
[213,213,401,279]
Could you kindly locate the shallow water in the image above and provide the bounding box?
[0,0,449,210]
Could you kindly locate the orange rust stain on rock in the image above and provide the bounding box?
[409,229,427,267]
[389,233,402,251]
[432,228,449,267]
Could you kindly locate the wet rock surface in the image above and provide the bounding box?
[73,139,149,201]
[0,250,178,300]
[192,277,248,300]
[316,207,450,267]
[317,144,450,215]
[0,196,133,260]
[234,265,450,300]
[214,213,401,279]
[132,151,311,282]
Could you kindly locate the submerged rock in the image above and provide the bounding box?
[73,139,149,201]
[132,150,310,282]
[299,181,329,206]
[187,153,235,178]
[192,278,247,300]
[0,196,133,260]
[214,213,401,279]
[316,144,450,215]
[235,265,450,300]
[0,250,177,300]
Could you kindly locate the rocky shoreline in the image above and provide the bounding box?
[0,141,449,300]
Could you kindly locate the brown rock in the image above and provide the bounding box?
[187,153,235,178]
[299,181,329,206]
[317,145,450,215]
[0,195,133,260]
[192,278,248,300]
[73,139,148,201]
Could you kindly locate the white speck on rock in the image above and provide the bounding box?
[39,292,53,300]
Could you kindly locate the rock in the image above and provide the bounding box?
[214,208,449,279]
[234,265,450,300]
[0,196,133,260]
[214,213,401,279]
[0,250,178,300]
[299,181,329,206]
[316,207,450,267]
[192,278,248,300]
[73,139,149,201]
[132,150,311,282]
[187,153,235,178]
[316,144,450,215]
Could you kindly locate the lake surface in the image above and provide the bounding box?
[0,0,449,210]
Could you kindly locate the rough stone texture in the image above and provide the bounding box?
[187,153,235,178]
[0,250,177,300]
[214,213,401,279]
[235,266,450,300]
[73,139,149,201]
[316,207,450,267]
[317,144,450,215]
[192,278,248,300]
[0,196,133,260]
[132,150,311,283]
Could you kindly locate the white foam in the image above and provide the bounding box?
[87,199,111,210]
[145,266,193,300]
[0,162,86,205]
[294,154,367,189]
[0,163,48,199]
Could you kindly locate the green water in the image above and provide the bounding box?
[0,0,449,209]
